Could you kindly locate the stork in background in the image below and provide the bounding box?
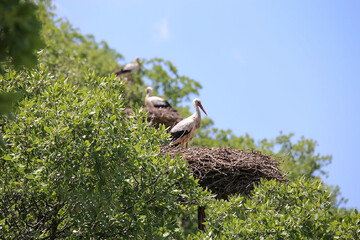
[115,57,141,76]
[170,98,207,148]
[115,57,141,86]
[145,87,177,112]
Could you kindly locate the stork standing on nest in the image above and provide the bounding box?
[145,87,177,112]
[170,98,207,148]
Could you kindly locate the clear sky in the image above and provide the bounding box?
[54,0,360,209]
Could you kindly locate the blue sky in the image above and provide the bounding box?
[54,0,360,209]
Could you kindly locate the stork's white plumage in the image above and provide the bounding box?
[170,98,207,148]
[115,57,141,76]
[145,87,177,112]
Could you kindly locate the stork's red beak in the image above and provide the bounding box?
[199,104,207,116]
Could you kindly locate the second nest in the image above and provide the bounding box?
[145,107,182,129]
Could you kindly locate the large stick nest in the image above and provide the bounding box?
[160,146,289,199]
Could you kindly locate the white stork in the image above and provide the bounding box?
[115,57,141,76]
[145,87,177,112]
[170,98,207,148]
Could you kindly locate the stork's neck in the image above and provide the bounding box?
[194,105,201,119]
[193,105,202,129]
[147,91,152,97]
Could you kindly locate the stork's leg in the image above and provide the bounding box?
[181,139,185,149]
[186,142,188,149]
[126,74,131,88]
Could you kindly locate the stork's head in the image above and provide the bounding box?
[146,87,153,96]
[135,57,141,65]
[193,98,207,116]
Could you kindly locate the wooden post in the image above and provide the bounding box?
[198,206,206,231]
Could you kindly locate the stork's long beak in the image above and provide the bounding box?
[199,104,207,116]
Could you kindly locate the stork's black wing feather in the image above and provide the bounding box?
[154,101,171,108]
[170,130,190,142]
[153,100,178,112]
[115,68,131,76]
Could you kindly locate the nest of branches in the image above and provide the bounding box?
[160,146,289,199]
[144,107,183,129]
[124,107,134,116]
[124,107,182,130]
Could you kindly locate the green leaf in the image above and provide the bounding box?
[44,126,53,133]
[25,174,35,180]
[135,143,141,152]
[110,115,116,121]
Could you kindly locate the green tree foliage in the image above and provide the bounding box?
[0,0,45,145]
[0,92,20,146]
[0,67,206,238]
[0,1,207,238]
[195,178,360,239]
[0,0,45,69]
